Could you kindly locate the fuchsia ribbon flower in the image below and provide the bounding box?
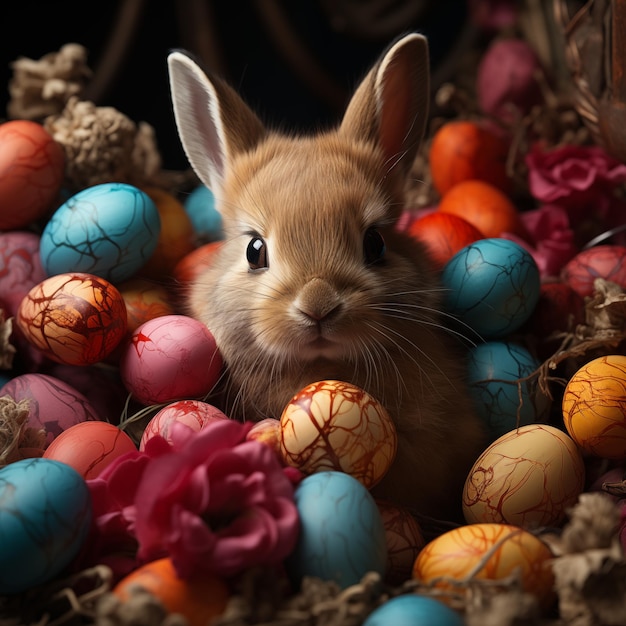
[84,419,301,580]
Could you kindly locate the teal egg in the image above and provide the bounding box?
[363,595,464,626]
[286,471,387,588]
[184,184,222,241]
[39,182,161,283]
[441,238,540,339]
[0,458,92,594]
[467,341,549,441]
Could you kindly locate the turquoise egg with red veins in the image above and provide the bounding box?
[119,314,223,406]
[0,457,92,594]
[39,182,161,283]
[441,238,540,339]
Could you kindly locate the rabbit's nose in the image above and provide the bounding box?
[295,277,342,322]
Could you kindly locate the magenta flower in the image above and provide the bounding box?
[84,420,300,580]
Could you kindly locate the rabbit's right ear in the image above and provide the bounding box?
[167,51,266,199]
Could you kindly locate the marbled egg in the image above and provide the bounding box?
[413,522,555,609]
[279,380,397,489]
[562,354,626,460]
[140,399,228,450]
[0,373,100,448]
[561,245,626,297]
[0,120,65,230]
[467,341,549,441]
[0,458,92,594]
[286,471,387,588]
[441,237,540,339]
[16,272,128,365]
[362,595,464,626]
[39,182,161,283]
[42,420,137,479]
[117,277,175,335]
[246,418,282,456]
[462,424,585,528]
[119,314,223,405]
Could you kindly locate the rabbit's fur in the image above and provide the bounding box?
[168,34,485,519]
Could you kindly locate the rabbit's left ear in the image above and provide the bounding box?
[340,33,429,177]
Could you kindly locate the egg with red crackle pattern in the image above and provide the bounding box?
[279,380,397,489]
[16,272,128,366]
[562,354,626,460]
[561,244,626,297]
[140,399,228,450]
[0,120,65,230]
[462,423,585,528]
[43,420,137,479]
[0,373,100,449]
[119,314,223,406]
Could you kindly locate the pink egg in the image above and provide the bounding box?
[0,373,100,448]
[140,399,228,450]
[119,315,223,406]
[43,421,137,479]
[561,245,626,297]
[0,231,46,316]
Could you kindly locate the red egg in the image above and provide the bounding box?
[561,245,626,297]
[16,272,128,366]
[42,420,137,479]
[173,241,223,284]
[0,120,65,230]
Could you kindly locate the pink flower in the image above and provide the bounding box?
[468,0,518,32]
[85,420,301,580]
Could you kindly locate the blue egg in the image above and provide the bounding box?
[363,594,464,626]
[287,471,387,588]
[40,182,161,283]
[0,457,92,594]
[441,238,540,339]
[184,184,222,241]
[468,341,549,441]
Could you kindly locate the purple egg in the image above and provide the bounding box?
[0,373,100,447]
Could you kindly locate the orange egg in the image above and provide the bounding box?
[173,241,223,284]
[428,120,511,195]
[438,179,526,239]
[113,557,229,626]
[413,523,555,610]
[139,187,196,278]
[117,277,175,334]
[407,211,484,267]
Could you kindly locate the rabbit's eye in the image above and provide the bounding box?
[363,227,385,265]
[247,236,268,270]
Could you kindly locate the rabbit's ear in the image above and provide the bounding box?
[168,51,265,199]
[340,33,429,177]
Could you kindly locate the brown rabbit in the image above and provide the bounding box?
[167,34,485,520]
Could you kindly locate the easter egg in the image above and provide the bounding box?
[362,594,464,626]
[119,314,223,405]
[173,241,223,284]
[287,471,387,588]
[246,417,282,455]
[412,522,555,609]
[562,355,626,460]
[117,277,175,335]
[279,380,397,489]
[16,272,128,365]
[462,424,585,528]
[428,120,511,194]
[0,120,65,230]
[0,231,46,316]
[467,341,548,440]
[0,458,92,594]
[438,179,526,239]
[561,245,626,297]
[407,211,484,268]
[138,186,196,278]
[184,184,222,241]
[113,557,229,626]
[0,373,100,447]
[140,399,228,450]
[441,238,541,339]
[43,421,137,479]
[39,182,161,283]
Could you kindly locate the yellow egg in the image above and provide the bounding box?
[562,354,626,460]
[413,522,555,610]
[462,424,585,528]
[279,380,397,488]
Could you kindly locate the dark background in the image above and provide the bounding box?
[1,1,470,171]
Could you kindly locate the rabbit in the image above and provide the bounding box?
[167,33,486,520]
